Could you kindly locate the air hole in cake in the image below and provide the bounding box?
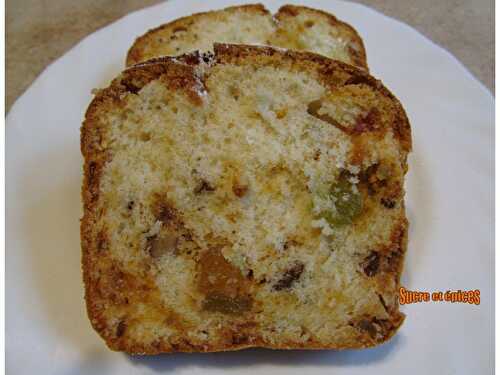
[172,26,188,33]
[202,54,211,63]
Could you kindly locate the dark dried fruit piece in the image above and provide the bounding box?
[172,26,188,33]
[231,333,249,345]
[96,231,108,253]
[87,160,101,204]
[153,200,176,224]
[352,108,378,134]
[146,233,178,258]
[307,99,344,132]
[343,75,375,87]
[357,318,378,338]
[313,149,321,161]
[359,164,380,195]
[353,317,394,342]
[273,262,305,291]
[194,179,215,194]
[381,197,396,208]
[116,320,127,337]
[232,183,248,197]
[308,100,379,135]
[121,80,141,94]
[283,239,299,250]
[386,249,403,273]
[361,251,380,277]
[304,20,314,28]
[274,108,287,119]
[202,293,252,314]
[359,163,393,196]
[88,161,97,180]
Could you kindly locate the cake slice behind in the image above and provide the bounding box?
[126,4,367,70]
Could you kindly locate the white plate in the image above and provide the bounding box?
[6,0,494,373]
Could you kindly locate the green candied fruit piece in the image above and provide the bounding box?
[320,174,363,226]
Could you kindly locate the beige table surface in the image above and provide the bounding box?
[6,0,494,113]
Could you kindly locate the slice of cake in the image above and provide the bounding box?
[126,4,367,70]
[81,44,411,354]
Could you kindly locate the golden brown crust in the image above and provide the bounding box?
[126,4,367,70]
[82,44,411,354]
